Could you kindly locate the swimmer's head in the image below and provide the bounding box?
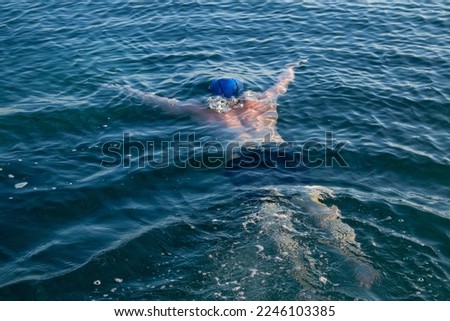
[208,78,244,98]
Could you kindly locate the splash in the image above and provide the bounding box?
[206,96,244,113]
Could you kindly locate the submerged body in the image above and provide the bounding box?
[210,185,377,300]
[251,186,376,289]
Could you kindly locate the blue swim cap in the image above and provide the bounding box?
[209,78,244,98]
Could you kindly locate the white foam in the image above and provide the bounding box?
[15,182,28,189]
[249,268,258,278]
[8,174,14,178]
[255,245,264,253]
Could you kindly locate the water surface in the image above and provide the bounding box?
[0,1,449,300]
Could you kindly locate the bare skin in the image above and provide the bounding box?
[110,61,301,143]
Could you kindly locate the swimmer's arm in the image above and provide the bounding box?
[110,84,202,114]
[141,93,202,115]
[262,59,307,100]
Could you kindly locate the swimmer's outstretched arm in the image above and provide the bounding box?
[262,58,308,100]
[108,84,202,114]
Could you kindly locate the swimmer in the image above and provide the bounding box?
[109,58,377,291]
[109,58,308,144]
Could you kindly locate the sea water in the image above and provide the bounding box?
[0,1,448,300]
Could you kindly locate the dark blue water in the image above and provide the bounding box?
[0,1,449,300]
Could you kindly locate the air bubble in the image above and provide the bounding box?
[93,280,101,286]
